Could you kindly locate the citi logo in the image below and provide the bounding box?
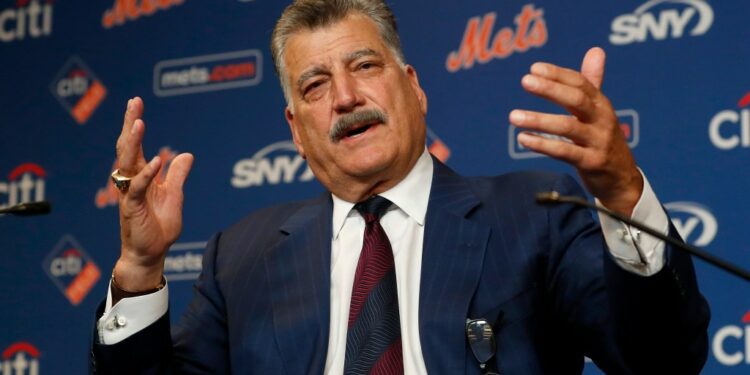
[664,201,717,247]
[426,127,451,163]
[610,0,713,45]
[102,0,184,29]
[709,92,750,150]
[1,342,40,375]
[49,57,107,125]
[154,49,262,97]
[232,141,314,188]
[42,235,101,306]
[446,4,547,73]
[0,163,46,211]
[509,110,638,160]
[712,311,750,366]
[164,241,205,281]
[0,0,53,43]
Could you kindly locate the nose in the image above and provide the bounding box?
[331,73,363,113]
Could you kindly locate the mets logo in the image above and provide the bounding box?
[42,235,101,306]
[102,0,185,29]
[446,4,547,72]
[49,56,107,125]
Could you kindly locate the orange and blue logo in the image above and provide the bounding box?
[446,4,548,73]
[42,235,101,306]
[49,57,107,125]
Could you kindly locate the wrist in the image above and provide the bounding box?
[113,257,165,292]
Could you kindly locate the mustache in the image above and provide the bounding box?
[329,109,388,143]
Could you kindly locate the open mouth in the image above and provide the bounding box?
[344,122,377,139]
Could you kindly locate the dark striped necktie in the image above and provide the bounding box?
[344,196,403,375]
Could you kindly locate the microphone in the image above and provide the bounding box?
[0,201,52,216]
[536,191,750,282]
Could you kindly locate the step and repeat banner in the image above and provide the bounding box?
[1,0,748,373]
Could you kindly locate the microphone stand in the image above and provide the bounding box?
[0,201,52,216]
[536,191,750,282]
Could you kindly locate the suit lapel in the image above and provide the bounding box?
[420,158,490,374]
[264,194,332,374]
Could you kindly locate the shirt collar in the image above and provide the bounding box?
[331,148,434,239]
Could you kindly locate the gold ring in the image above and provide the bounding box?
[110,169,132,193]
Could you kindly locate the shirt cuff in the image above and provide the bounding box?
[97,278,169,345]
[597,170,668,276]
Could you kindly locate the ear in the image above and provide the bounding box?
[285,107,306,159]
[405,65,428,115]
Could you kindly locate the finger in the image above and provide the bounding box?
[165,153,194,192]
[521,75,595,121]
[509,110,591,145]
[117,119,147,176]
[125,156,162,202]
[117,97,143,142]
[517,132,585,165]
[529,62,599,98]
[580,47,606,89]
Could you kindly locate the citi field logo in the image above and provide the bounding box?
[426,127,451,162]
[712,311,750,366]
[665,201,717,247]
[0,0,53,43]
[232,141,314,188]
[95,146,177,208]
[42,235,101,306]
[709,92,750,151]
[1,342,40,374]
[49,57,107,125]
[446,4,547,72]
[164,241,205,281]
[154,49,262,97]
[609,0,713,45]
[102,0,184,29]
[509,109,639,160]
[0,163,46,211]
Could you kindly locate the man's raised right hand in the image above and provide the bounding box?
[113,97,194,292]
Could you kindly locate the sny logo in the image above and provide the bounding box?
[49,57,107,125]
[0,0,53,43]
[713,311,750,366]
[232,141,314,188]
[42,235,101,306]
[102,0,184,29]
[446,4,547,72]
[95,146,177,208]
[664,201,717,247]
[709,92,750,151]
[610,0,713,45]
[1,342,40,375]
[154,49,262,97]
[509,109,639,160]
[0,163,45,212]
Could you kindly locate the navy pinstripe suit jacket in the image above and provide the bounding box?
[92,158,709,374]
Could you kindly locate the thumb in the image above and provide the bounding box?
[165,153,194,192]
[581,47,606,89]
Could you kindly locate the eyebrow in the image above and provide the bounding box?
[295,48,383,93]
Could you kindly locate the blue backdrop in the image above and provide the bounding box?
[1,0,748,373]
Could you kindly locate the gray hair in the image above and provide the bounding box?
[271,0,406,107]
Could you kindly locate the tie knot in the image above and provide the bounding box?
[355,196,392,223]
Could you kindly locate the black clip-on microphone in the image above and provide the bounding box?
[536,191,750,282]
[0,201,52,216]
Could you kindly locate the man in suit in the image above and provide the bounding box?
[93,0,709,373]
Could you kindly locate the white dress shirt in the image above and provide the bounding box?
[99,148,669,374]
